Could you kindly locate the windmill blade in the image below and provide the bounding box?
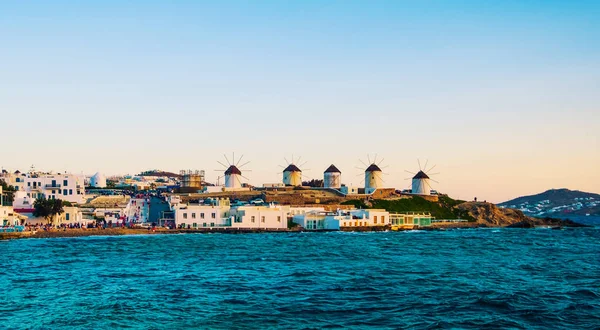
[284,157,290,165]
[299,161,308,168]
[355,166,365,171]
[232,152,235,166]
[426,164,437,173]
[235,175,243,187]
[417,159,422,171]
[217,161,228,168]
[224,154,231,166]
[296,156,302,165]
[373,154,378,164]
[424,179,435,192]
[381,165,390,169]
[238,161,251,169]
[428,172,440,176]
[404,177,412,180]
[430,179,439,184]
[241,175,251,181]
[359,159,368,167]
[404,170,416,175]
[356,173,363,177]
[423,159,429,172]
[235,154,245,166]
[278,165,285,168]
[377,157,385,166]
[367,154,371,164]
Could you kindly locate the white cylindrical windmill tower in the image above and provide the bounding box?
[283,164,302,186]
[365,164,383,190]
[323,164,341,189]
[224,165,242,188]
[412,171,431,195]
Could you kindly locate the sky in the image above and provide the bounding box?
[1,1,598,203]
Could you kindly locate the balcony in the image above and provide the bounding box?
[44,184,62,189]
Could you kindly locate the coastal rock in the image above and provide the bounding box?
[454,202,588,227]
[455,202,529,226]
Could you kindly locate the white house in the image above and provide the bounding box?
[0,206,21,226]
[293,209,390,230]
[174,198,231,228]
[10,172,86,209]
[229,204,288,230]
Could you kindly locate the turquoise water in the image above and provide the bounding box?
[2,229,600,329]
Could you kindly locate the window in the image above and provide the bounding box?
[203,223,207,227]
[51,180,56,187]
[193,223,197,228]
[277,216,281,222]
[200,213,205,219]
[235,217,242,223]
[66,213,70,221]
[261,216,265,223]
[343,222,346,226]
[63,180,68,186]
[183,213,188,219]
[192,213,196,219]
[374,216,378,224]
[211,213,216,219]
[251,216,255,223]
[69,189,73,195]
[52,190,55,194]
[27,182,31,187]
[63,189,67,196]
[210,222,214,227]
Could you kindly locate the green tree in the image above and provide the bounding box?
[33,197,65,224]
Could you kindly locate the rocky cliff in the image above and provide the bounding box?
[455,202,586,227]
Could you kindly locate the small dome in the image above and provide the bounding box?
[365,164,382,172]
[324,164,341,174]
[225,165,242,175]
[413,171,430,179]
[283,164,302,172]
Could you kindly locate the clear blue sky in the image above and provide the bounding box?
[1,1,599,202]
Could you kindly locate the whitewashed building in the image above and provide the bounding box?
[364,164,383,193]
[293,209,390,230]
[323,165,341,189]
[90,172,107,188]
[412,171,431,195]
[9,172,86,209]
[229,204,288,230]
[283,164,302,187]
[0,206,21,226]
[172,198,287,230]
[174,198,231,228]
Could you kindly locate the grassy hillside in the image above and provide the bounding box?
[342,195,475,221]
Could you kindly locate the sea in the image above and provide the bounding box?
[1,228,599,329]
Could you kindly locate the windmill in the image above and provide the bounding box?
[215,152,251,188]
[356,154,388,191]
[323,164,341,188]
[404,159,439,195]
[279,155,309,187]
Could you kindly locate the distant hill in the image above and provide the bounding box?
[138,170,182,178]
[498,189,600,217]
